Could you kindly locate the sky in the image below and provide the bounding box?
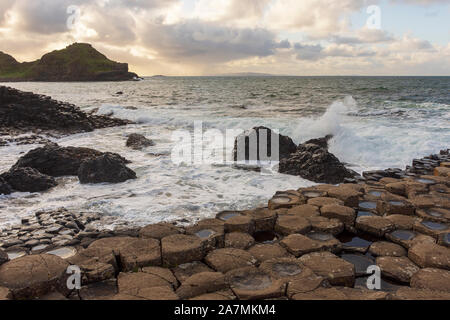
[0,0,449,76]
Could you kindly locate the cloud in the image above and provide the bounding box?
[330,29,394,44]
[139,19,284,63]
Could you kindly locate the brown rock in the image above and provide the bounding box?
[88,237,161,271]
[298,251,355,287]
[376,256,420,284]
[78,279,118,300]
[410,268,450,292]
[335,287,390,300]
[0,286,12,300]
[142,266,178,288]
[268,192,305,210]
[434,166,450,177]
[172,261,213,283]
[118,272,173,296]
[139,222,183,240]
[326,186,361,207]
[291,287,347,300]
[224,215,255,234]
[185,221,225,250]
[190,289,236,300]
[280,234,323,257]
[285,272,329,298]
[413,220,450,239]
[355,216,395,237]
[0,254,69,299]
[377,198,415,216]
[369,241,406,257]
[161,234,205,267]
[115,285,179,300]
[242,208,277,232]
[205,248,256,273]
[308,216,344,235]
[275,215,311,235]
[385,182,407,197]
[247,244,290,263]
[286,204,320,218]
[386,214,417,230]
[408,242,450,270]
[226,267,286,300]
[259,257,309,282]
[176,272,227,299]
[224,232,255,250]
[321,204,356,227]
[307,197,344,207]
[393,287,450,300]
[67,246,116,284]
[0,249,8,265]
[416,208,450,224]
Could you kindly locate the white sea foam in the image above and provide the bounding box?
[1,81,449,229]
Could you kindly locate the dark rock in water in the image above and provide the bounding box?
[303,135,333,149]
[78,153,137,184]
[126,133,155,150]
[12,143,130,177]
[279,138,357,184]
[0,86,131,137]
[0,176,12,195]
[233,126,297,162]
[1,167,57,192]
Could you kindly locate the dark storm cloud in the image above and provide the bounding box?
[293,43,324,60]
[141,20,286,63]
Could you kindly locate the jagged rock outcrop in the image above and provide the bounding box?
[0,86,131,136]
[233,126,297,162]
[78,153,137,184]
[0,177,12,195]
[0,43,139,82]
[1,167,57,193]
[12,143,130,177]
[279,136,357,184]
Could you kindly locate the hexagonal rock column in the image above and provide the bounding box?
[259,257,309,283]
[117,272,178,300]
[369,241,407,257]
[377,198,415,216]
[410,268,450,292]
[205,248,256,273]
[326,186,361,208]
[0,254,69,299]
[355,216,395,237]
[241,208,278,232]
[275,215,311,236]
[226,267,286,300]
[161,234,205,268]
[321,204,356,228]
[224,232,255,250]
[385,214,417,230]
[280,234,332,257]
[268,192,305,210]
[88,236,162,272]
[286,204,320,218]
[176,272,227,299]
[386,229,435,249]
[247,244,290,263]
[307,197,344,208]
[139,222,183,240]
[376,256,420,284]
[392,287,450,300]
[172,261,213,284]
[308,216,344,235]
[190,289,236,300]
[224,215,255,234]
[413,220,450,239]
[185,220,225,251]
[141,266,179,289]
[298,252,355,287]
[408,242,450,270]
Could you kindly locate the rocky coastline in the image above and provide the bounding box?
[0,87,449,300]
[0,147,449,300]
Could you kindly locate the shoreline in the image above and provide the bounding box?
[1,148,449,300]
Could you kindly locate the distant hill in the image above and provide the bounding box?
[0,43,139,82]
[216,72,282,77]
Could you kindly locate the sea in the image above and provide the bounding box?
[0,76,449,229]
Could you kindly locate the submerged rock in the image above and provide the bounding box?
[1,167,57,192]
[78,153,137,184]
[13,143,130,177]
[126,133,155,150]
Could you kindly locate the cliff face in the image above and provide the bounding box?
[0,43,139,82]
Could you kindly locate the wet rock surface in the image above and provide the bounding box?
[0,148,450,300]
[1,167,57,193]
[78,153,137,184]
[126,133,155,150]
[0,86,131,142]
